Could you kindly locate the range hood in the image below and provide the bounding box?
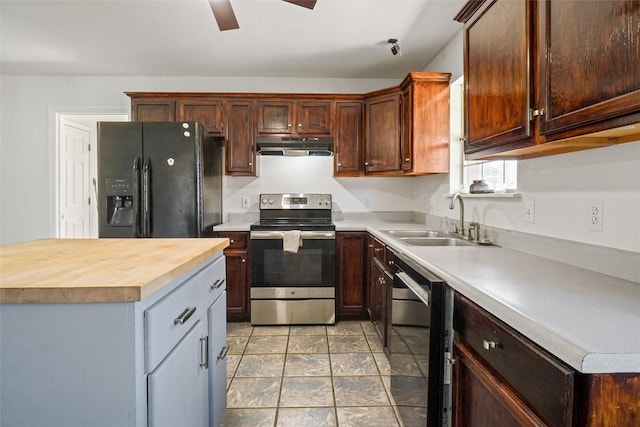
[256,136,333,156]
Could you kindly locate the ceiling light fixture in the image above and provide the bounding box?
[388,38,400,56]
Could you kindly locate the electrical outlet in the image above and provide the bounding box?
[524,200,535,223]
[241,196,250,209]
[588,200,603,232]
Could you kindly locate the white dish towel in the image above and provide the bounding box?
[283,230,302,253]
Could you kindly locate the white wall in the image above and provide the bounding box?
[0,75,409,244]
[419,32,640,253]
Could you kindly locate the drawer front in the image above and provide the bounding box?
[145,256,225,372]
[373,238,385,264]
[217,231,248,249]
[196,255,226,308]
[453,293,575,427]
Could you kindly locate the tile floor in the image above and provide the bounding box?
[221,321,402,427]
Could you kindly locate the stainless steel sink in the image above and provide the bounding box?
[399,237,475,247]
[382,230,444,238]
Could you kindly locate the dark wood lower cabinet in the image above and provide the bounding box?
[216,232,250,321]
[453,337,547,427]
[336,232,367,319]
[453,292,640,427]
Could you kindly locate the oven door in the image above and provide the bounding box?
[250,230,336,288]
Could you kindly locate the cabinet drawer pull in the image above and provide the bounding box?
[242,258,246,263]
[230,239,234,243]
[174,306,196,325]
[200,336,209,368]
[211,278,226,289]
[218,344,229,360]
[482,340,498,350]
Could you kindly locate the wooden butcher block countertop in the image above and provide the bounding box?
[0,238,229,304]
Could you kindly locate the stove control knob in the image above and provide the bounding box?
[261,198,267,205]
[268,199,274,204]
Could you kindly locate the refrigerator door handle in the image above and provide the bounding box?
[142,157,151,237]
[132,157,141,237]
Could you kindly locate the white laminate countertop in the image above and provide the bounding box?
[214,219,640,373]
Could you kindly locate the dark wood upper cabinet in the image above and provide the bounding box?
[256,100,293,134]
[460,0,534,157]
[296,100,332,135]
[334,101,363,177]
[400,72,451,175]
[456,0,640,160]
[256,99,333,135]
[365,91,402,174]
[177,98,224,136]
[537,0,640,135]
[131,98,176,122]
[225,100,256,176]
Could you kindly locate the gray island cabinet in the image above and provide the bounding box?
[0,238,229,427]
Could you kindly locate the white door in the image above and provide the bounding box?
[59,119,92,238]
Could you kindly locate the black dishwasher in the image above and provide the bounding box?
[391,253,453,427]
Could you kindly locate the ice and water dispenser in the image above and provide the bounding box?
[104,177,134,226]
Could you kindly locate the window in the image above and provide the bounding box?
[463,159,517,193]
[449,76,517,194]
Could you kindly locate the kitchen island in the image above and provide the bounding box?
[0,238,229,427]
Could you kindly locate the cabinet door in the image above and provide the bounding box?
[401,87,413,171]
[225,100,256,176]
[365,92,401,173]
[334,101,363,176]
[177,99,224,135]
[148,320,208,427]
[336,232,367,319]
[537,0,640,135]
[452,336,547,427]
[224,248,250,321]
[132,99,176,122]
[296,100,332,135]
[208,293,228,427]
[370,258,388,346]
[256,100,293,134]
[464,0,534,156]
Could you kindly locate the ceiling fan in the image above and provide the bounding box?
[209,0,318,31]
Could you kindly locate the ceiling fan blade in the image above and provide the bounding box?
[209,0,239,31]
[282,0,317,10]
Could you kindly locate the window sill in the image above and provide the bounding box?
[446,192,522,199]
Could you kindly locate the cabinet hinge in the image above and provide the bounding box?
[529,108,545,121]
[88,143,91,151]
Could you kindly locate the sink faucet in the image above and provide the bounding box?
[449,192,465,236]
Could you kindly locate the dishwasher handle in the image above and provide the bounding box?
[395,271,430,306]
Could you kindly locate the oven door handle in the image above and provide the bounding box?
[250,230,335,240]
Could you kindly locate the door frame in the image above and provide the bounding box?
[52,108,129,238]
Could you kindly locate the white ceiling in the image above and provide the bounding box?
[0,0,465,79]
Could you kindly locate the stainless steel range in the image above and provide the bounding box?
[250,193,335,325]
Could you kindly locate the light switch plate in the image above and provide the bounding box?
[524,200,535,223]
[241,196,250,209]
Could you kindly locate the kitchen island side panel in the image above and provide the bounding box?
[0,302,142,427]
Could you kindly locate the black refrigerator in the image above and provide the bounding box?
[98,121,223,238]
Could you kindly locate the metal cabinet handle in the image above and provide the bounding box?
[200,336,209,368]
[482,340,497,350]
[230,239,234,243]
[218,344,229,360]
[174,306,196,325]
[242,258,246,263]
[211,278,226,289]
[405,158,410,162]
